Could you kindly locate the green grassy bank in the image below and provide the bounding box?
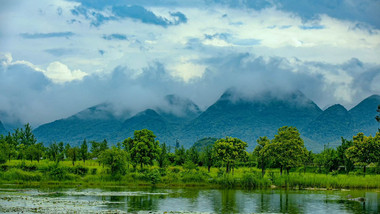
[1,160,379,189]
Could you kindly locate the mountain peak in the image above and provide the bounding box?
[156,94,201,122]
[324,104,348,114]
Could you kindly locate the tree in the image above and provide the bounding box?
[270,126,306,175]
[346,132,380,174]
[213,137,248,173]
[376,105,380,122]
[20,123,37,147]
[64,143,71,159]
[67,146,80,166]
[90,141,100,159]
[253,136,271,177]
[58,142,64,161]
[80,139,89,164]
[99,147,127,176]
[174,145,186,166]
[336,137,354,173]
[157,142,169,168]
[123,129,160,170]
[200,145,214,172]
[186,146,200,166]
[319,146,339,173]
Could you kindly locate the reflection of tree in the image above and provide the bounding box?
[126,195,159,212]
[258,192,271,212]
[221,189,238,213]
[278,190,302,214]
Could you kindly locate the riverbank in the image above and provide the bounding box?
[1,160,379,189]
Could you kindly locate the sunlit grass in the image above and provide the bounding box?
[1,160,379,189]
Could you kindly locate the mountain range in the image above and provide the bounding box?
[2,90,379,152]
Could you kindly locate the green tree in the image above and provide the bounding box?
[1,133,17,161]
[346,132,380,174]
[174,145,186,166]
[319,146,339,173]
[200,145,214,172]
[213,137,248,173]
[376,105,380,122]
[90,141,100,159]
[58,142,64,161]
[157,142,169,168]
[80,139,89,164]
[99,147,127,176]
[123,129,160,170]
[270,126,306,175]
[253,136,271,177]
[64,143,71,159]
[186,146,200,165]
[336,137,354,173]
[67,146,80,166]
[20,123,37,147]
[0,137,10,164]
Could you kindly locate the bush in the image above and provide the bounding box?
[48,164,68,180]
[2,168,42,181]
[68,165,89,176]
[0,164,9,171]
[91,168,97,175]
[143,169,161,184]
[241,172,269,188]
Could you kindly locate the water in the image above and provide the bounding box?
[0,185,379,213]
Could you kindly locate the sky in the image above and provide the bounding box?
[0,0,380,127]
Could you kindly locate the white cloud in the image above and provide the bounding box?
[45,61,87,83]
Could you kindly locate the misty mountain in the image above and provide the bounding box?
[0,120,7,135]
[33,103,127,145]
[157,94,202,123]
[31,90,380,152]
[302,104,354,146]
[33,95,201,145]
[120,109,176,143]
[180,89,322,149]
[349,95,380,135]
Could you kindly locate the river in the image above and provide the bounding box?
[0,185,378,213]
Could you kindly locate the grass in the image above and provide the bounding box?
[0,160,379,189]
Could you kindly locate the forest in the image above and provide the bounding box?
[0,113,380,189]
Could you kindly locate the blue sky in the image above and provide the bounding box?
[0,0,380,126]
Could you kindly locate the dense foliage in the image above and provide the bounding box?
[1,122,380,188]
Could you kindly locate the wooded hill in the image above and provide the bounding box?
[2,90,379,152]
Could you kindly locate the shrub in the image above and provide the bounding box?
[2,168,42,181]
[0,164,9,171]
[68,165,89,176]
[91,168,97,175]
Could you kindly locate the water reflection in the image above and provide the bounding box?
[0,185,378,213]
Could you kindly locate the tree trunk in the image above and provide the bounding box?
[208,165,211,173]
[141,162,143,170]
[364,165,366,175]
[72,160,75,166]
[280,166,283,176]
[262,166,265,177]
[226,162,230,173]
[286,167,290,175]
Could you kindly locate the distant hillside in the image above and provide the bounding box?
[302,104,354,147]
[33,103,127,146]
[192,137,218,151]
[180,89,322,150]
[0,120,7,135]
[349,95,380,135]
[31,90,380,152]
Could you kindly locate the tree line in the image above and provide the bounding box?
[1,124,379,177]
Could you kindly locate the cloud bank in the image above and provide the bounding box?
[0,0,379,128]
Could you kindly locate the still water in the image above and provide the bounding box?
[0,185,379,213]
